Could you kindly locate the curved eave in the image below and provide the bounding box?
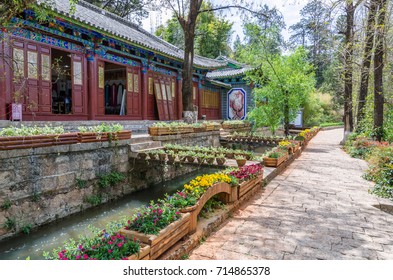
[42,2,226,69]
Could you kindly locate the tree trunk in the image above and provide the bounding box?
[343,0,355,141]
[182,28,195,112]
[179,0,203,116]
[356,0,378,129]
[284,90,290,136]
[373,0,387,141]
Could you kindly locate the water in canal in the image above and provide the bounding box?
[0,167,216,260]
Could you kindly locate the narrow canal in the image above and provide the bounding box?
[0,167,216,260]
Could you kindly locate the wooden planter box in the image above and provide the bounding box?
[120,213,190,260]
[127,244,151,260]
[149,127,172,136]
[238,174,263,198]
[77,131,131,143]
[263,154,288,167]
[0,133,78,150]
[192,127,206,133]
[180,182,238,234]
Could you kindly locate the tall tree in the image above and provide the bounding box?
[84,0,149,24]
[343,0,356,137]
[373,0,388,140]
[356,0,378,129]
[155,2,233,59]
[247,48,316,136]
[159,0,265,118]
[289,0,334,86]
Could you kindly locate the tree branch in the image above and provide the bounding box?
[199,5,268,18]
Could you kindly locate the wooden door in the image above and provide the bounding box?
[160,79,170,120]
[97,60,105,115]
[147,72,157,119]
[39,46,51,113]
[71,54,84,114]
[153,79,165,120]
[11,41,26,109]
[26,43,39,112]
[126,67,141,118]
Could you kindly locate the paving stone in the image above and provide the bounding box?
[189,129,393,260]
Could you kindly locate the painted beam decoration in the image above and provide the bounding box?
[228,88,247,120]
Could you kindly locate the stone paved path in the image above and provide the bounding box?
[189,128,393,260]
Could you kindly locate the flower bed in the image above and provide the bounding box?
[263,148,288,167]
[228,164,264,198]
[222,120,251,129]
[77,123,131,143]
[0,125,78,150]
[148,122,194,136]
[120,213,190,260]
[44,230,141,260]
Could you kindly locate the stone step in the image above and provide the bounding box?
[129,141,162,152]
[130,134,153,144]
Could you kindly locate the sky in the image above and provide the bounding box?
[142,0,310,43]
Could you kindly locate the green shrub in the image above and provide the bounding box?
[21,224,32,235]
[84,194,102,206]
[4,217,16,231]
[366,147,393,200]
[97,172,126,188]
[1,199,12,210]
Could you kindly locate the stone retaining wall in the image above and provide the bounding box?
[152,131,221,147]
[0,140,199,241]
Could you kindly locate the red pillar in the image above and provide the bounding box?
[197,78,202,120]
[141,63,148,120]
[177,71,183,120]
[87,52,97,120]
[0,37,6,120]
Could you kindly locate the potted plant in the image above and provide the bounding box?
[178,151,188,163]
[186,151,196,163]
[166,150,176,164]
[148,150,158,160]
[235,155,247,167]
[263,148,288,167]
[216,154,226,166]
[205,154,215,165]
[195,153,206,164]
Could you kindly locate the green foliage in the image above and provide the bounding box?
[0,125,64,136]
[21,223,32,235]
[246,47,315,133]
[78,123,123,133]
[125,201,181,235]
[97,172,126,189]
[31,192,41,202]
[1,199,12,211]
[155,2,233,58]
[320,122,344,127]
[366,147,393,200]
[4,217,16,231]
[199,196,224,219]
[164,191,197,209]
[44,229,140,260]
[76,178,87,189]
[303,91,341,126]
[84,194,102,206]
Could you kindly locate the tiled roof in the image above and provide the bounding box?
[206,67,252,79]
[39,0,227,69]
[207,79,232,89]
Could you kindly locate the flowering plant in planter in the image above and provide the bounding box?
[44,230,140,260]
[183,173,234,198]
[228,164,263,182]
[165,191,197,208]
[125,201,181,235]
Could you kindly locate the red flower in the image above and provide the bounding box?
[108,250,112,254]
[83,254,88,260]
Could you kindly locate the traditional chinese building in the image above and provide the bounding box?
[0,0,252,122]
